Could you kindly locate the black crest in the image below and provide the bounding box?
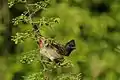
[65,40,76,56]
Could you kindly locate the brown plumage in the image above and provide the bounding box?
[39,38,76,62]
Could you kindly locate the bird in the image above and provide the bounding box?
[32,23,75,62]
[38,37,76,62]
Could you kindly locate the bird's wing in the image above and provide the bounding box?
[50,42,66,55]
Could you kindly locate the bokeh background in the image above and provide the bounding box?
[1,0,120,80]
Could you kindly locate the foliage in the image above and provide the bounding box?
[1,0,120,80]
[10,0,81,80]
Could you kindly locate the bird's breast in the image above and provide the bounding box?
[40,47,63,61]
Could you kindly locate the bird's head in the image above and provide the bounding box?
[38,37,46,48]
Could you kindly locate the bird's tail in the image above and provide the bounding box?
[64,40,76,56]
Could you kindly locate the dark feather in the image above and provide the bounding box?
[49,39,75,56]
[65,40,76,56]
[51,42,65,55]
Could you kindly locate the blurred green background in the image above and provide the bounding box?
[1,0,120,80]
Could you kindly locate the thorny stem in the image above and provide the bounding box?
[25,1,50,79]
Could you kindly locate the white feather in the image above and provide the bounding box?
[40,47,63,61]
